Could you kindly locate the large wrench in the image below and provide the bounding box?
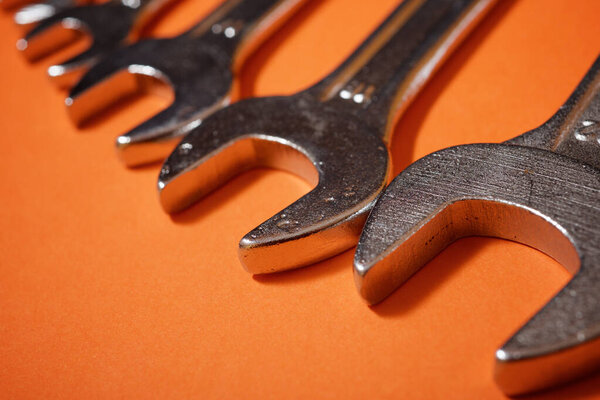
[157,0,497,273]
[65,0,309,167]
[354,56,600,394]
[16,0,174,88]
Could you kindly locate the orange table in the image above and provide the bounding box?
[1,0,599,398]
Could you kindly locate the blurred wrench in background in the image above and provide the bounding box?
[65,0,309,167]
[157,0,497,273]
[13,0,91,29]
[354,56,600,394]
[16,0,176,88]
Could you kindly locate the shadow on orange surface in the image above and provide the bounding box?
[169,168,295,225]
[371,237,491,318]
[253,247,353,285]
[239,0,326,98]
[524,369,600,399]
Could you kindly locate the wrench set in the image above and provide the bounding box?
[3,0,599,395]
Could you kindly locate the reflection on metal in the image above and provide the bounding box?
[355,56,600,395]
[16,0,174,88]
[65,0,307,167]
[157,0,497,274]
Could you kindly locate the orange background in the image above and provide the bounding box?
[1,0,599,398]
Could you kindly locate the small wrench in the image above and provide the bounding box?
[65,0,309,167]
[13,0,90,28]
[157,0,497,273]
[16,0,174,88]
[354,56,600,394]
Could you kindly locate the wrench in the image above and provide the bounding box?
[16,0,174,88]
[65,0,309,167]
[354,56,600,394]
[157,0,497,273]
[13,0,90,28]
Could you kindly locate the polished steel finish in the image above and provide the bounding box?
[354,56,600,394]
[14,0,89,28]
[66,0,307,167]
[158,0,497,273]
[16,0,172,88]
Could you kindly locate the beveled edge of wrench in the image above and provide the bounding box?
[65,0,308,167]
[16,0,161,88]
[157,94,391,273]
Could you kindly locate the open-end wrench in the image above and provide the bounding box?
[157,0,497,274]
[354,56,600,395]
[65,0,309,167]
[13,0,90,28]
[16,0,174,88]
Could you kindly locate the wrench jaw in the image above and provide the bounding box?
[17,15,88,61]
[14,0,84,28]
[158,95,390,273]
[15,2,64,28]
[495,306,600,396]
[67,36,235,167]
[17,2,138,88]
[354,143,600,394]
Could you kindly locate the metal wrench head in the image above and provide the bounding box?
[64,0,311,167]
[354,143,600,394]
[17,0,141,88]
[155,0,497,273]
[355,55,600,394]
[14,0,84,28]
[66,33,235,166]
[158,94,390,273]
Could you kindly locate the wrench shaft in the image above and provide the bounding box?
[310,0,496,142]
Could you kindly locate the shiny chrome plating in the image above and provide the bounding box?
[355,56,600,394]
[158,0,497,273]
[65,0,308,167]
[16,0,174,87]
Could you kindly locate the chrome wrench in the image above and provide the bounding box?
[158,0,497,273]
[17,0,175,88]
[14,0,91,28]
[65,0,309,167]
[354,56,600,394]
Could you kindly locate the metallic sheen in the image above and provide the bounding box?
[66,0,308,167]
[354,56,600,394]
[17,0,173,88]
[14,0,89,28]
[158,0,497,273]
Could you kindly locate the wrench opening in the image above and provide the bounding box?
[159,135,318,214]
[355,142,600,395]
[17,16,90,61]
[66,63,174,126]
[158,95,390,273]
[355,198,580,306]
[17,0,173,88]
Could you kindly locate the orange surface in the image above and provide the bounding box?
[1,0,599,398]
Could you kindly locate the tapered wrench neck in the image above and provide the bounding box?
[183,0,305,69]
[508,56,600,170]
[306,0,495,144]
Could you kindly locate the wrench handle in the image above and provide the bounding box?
[508,55,600,170]
[186,0,307,70]
[310,0,496,143]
